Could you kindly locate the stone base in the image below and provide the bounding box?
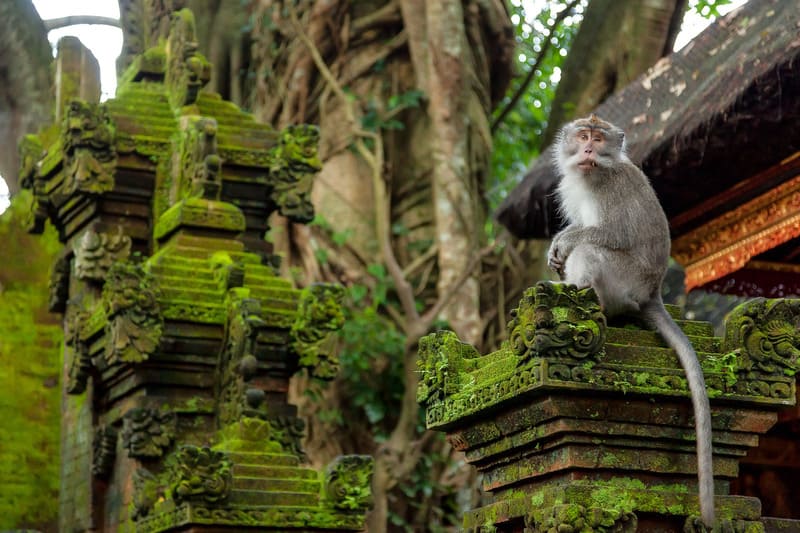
[449,393,776,497]
[464,481,765,532]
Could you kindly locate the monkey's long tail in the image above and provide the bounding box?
[641,298,715,527]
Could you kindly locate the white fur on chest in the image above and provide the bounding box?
[557,176,600,227]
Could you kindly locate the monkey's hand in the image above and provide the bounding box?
[547,237,567,278]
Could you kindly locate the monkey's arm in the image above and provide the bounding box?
[553,225,633,256]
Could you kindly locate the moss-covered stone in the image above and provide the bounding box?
[21,5,368,531]
[419,282,800,531]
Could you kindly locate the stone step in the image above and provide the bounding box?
[227,451,300,467]
[160,287,225,302]
[229,489,319,507]
[247,286,300,305]
[664,304,682,320]
[169,234,246,253]
[149,264,216,281]
[243,273,295,291]
[609,320,714,339]
[603,343,723,370]
[232,476,321,493]
[233,464,319,480]
[149,254,207,268]
[156,276,222,291]
[606,327,721,353]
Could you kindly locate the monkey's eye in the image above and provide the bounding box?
[593,136,603,143]
[578,133,589,141]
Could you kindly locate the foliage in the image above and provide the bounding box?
[0,192,62,530]
[334,281,407,437]
[690,0,734,18]
[488,1,585,212]
[488,0,732,216]
[390,432,461,532]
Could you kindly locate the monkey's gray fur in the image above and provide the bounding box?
[547,115,715,527]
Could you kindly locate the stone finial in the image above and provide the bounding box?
[165,9,210,109]
[720,297,800,400]
[55,36,100,121]
[323,455,375,512]
[509,281,607,364]
[269,125,322,223]
[723,297,800,376]
[291,283,346,379]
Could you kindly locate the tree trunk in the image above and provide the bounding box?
[0,0,53,194]
[541,0,687,146]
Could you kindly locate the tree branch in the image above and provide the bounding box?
[44,16,120,31]
[490,0,579,133]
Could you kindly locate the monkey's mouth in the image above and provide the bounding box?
[577,159,597,170]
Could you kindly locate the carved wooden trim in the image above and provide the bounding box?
[672,172,800,291]
[669,151,800,233]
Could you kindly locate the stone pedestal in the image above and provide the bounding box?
[418,282,800,532]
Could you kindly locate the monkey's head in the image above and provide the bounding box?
[555,114,626,177]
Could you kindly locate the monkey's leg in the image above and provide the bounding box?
[564,245,640,317]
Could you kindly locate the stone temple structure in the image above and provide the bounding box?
[21,8,372,532]
[418,282,800,532]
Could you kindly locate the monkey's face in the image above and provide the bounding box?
[557,115,626,176]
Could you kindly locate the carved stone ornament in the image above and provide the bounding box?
[132,467,160,520]
[61,99,117,195]
[102,261,163,364]
[723,298,800,377]
[168,445,232,504]
[270,415,307,460]
[48,252,71,313]
[92,425,118,479]
[65,310,92,394]
[121,407,176,458]
[524,504,637,533]
[417,330,478,405]
[165,9,211,109]
[291,283,346,380]
[74,225,132,281]
[175,116,221,201]
[217,298,266,426]
[509,281,607,365]
[323,455,374,511]
[268,124,322,223]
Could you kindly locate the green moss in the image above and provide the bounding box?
[0,195,62,529]
[213,418,284,453]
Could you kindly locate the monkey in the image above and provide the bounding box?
[546,114,715,527]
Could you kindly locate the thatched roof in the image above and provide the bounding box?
[496,0,800,239]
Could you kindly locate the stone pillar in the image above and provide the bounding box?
[417,282,800,531]
[55,36,101,122]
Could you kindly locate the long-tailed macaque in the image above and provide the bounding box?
[547,114,714,527]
